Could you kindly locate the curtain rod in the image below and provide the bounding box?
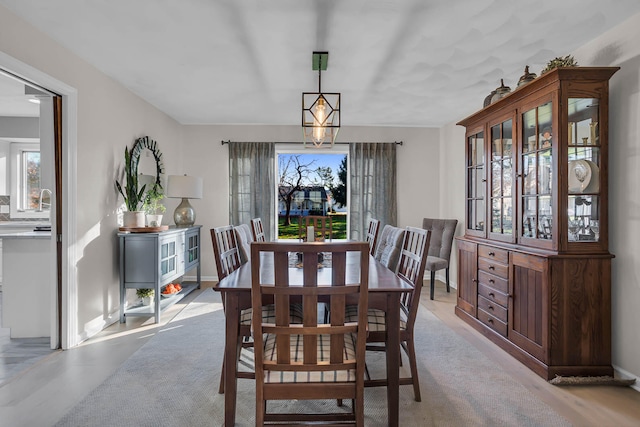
[221,140,403,146]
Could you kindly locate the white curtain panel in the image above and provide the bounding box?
[228,142,275,241]
[349,142,397,241]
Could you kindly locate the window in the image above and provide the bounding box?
[10,142,48,219]
[276,145,348,239]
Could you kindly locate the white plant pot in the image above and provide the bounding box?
[123,211,145,228]
[146,214,163,227]
[141,296,154,306]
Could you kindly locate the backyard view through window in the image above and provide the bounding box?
[277,153,347,240]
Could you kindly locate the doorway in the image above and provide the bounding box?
[0,69,60,349]
[0,50,77,350]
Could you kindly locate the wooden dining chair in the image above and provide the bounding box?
[298,215,333,241]
[366,218,380,255]
[347,226,430,402]
[251,241,369,426]
[251,217,266,242]
[211,225,250,393]
[212,225,303,394]
[211,225,243,281]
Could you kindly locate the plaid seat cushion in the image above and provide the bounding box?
[344,305,407,332]
[262,333,358,383]
[240,303,304,326]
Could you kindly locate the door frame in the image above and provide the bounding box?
[0,50,78,349]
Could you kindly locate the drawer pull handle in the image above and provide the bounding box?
[489,279,495,284]
[488,318,494,324]
[489,251,495,256]
[489,265,495,270]
[489,292,495,297]
[488,305,494,310]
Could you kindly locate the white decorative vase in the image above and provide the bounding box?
[123,211,145,228]
[146,214,163,227]
[141,296,154,306]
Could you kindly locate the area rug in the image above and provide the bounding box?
[55,289,571,426]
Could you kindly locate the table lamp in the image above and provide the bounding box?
[167,174,203,227]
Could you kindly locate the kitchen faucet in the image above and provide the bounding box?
[38,188,52,211]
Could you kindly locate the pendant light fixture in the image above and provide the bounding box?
[302,51,340,148]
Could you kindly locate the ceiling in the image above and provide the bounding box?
[1,0,640,127]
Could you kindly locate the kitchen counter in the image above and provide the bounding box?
[0,230,51,239]
[0,223,51,238]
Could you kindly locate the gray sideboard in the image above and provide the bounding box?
[118,225,201,323]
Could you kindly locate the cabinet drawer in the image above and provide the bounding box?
[478,257,508,279]
[478,295,507,323]
[478,307,508,337]
[478,283,509,307]
[478,245,509,264]
[478,270,508,294]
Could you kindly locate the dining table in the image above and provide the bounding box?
[213,247,411,427]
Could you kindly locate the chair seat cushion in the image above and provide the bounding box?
[240,303,303,326]
[425,255,448,271]
[345,305,407,332]
[262,333,358,383]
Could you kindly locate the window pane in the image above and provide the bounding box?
[25,151,41,210]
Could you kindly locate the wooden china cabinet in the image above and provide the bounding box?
[455,67,619,379]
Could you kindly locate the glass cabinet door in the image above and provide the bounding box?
[466,131,485,235]
[490,119,514,240]
[521,102,553,242]
[567,98,600,242]
[160,238,178,279]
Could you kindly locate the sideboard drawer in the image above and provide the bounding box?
[478,307,508,337]
[478,283,509,307]
[478,270,508,294]
[478,295,507,323]
[478,245,509,264]
[478,257,508,279]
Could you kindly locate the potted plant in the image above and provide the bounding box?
[143,184,166,227]
[115,145,146,227]
[541,55,578,75]
[136,288,154,306]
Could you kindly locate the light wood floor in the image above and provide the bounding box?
[1,281,639,426]
[424,282,640,427]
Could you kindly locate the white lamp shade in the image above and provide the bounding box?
[167,175,203,199]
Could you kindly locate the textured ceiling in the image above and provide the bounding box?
[1,0,639,127]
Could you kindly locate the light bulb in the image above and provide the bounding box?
[312,98,327,143]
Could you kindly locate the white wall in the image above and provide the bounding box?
[439,12,640,385]
[572,12,640,385]
[0,6,185,344]
[181,125,439,279]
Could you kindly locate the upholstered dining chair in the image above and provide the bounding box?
[298,215,333,241]
[366,218,380,255]
[251,217,266,242]
[346,226,430,401]
[422,218,458,300]
[373,224,406,272]
[251,241,369,426]
[233,223,254,264]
